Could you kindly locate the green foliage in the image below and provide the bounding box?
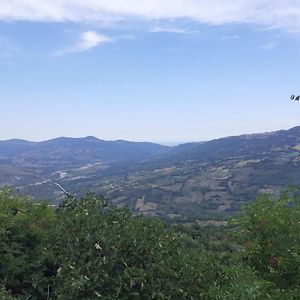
[0,188,56,298]
[206,261,273,300]
[0,284,16,300]
[231,189,300,290]
[0,188,299,299]
[173,223,234,252]
[53,193,208,299]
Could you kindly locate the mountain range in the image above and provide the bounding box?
[1,126,300,221]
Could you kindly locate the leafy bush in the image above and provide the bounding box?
[231,188,300,297]
[52,194,209,299]
[0,189,56,298]
[0,285,16,300]
[0,188,299,299]
[0,191,212,299]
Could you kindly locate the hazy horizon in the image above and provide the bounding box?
[1,123,299,146]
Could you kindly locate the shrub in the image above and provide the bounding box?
[231,188,300,291]
[53,194,207,299]
[0,189,56,298]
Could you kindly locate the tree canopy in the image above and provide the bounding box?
[0,188,299,299]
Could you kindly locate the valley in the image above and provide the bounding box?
[1,126,300,221]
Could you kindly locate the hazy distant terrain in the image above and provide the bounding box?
[1,126,300,221]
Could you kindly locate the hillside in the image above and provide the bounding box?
[1,126,300,220]
[0,136,170,187]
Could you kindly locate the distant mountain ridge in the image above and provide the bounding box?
[1,126,300,221]
[0,137,170,188]
[0,136,171,162]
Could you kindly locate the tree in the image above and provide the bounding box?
[0,188,299,299]
[53,193,208,299]
[0,188,56,298]
[231,188,300,292]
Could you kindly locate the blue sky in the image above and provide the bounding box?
[1,1,300,144]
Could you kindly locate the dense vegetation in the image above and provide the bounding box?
[0,188,299,299]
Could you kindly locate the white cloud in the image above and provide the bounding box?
[55,31,112,56]
[77,31,111,51]
[1,1,300,33]
[150,26,189,34]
